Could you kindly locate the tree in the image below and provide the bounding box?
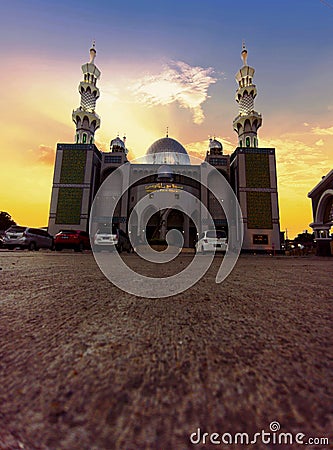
[294,231,315,244]
[0,211,16,231]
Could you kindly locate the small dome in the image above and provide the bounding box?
[146,137,190,165]
[209,138,223,150]
[110,136,125,151]
[157,164,173,180]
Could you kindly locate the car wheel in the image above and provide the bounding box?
[117,243,123,253]
[28,242,36,251]
[75,242,84,252]
[201,245,206,254]
[55,245,62,251]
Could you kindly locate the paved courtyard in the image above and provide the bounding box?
[0,251,332,449]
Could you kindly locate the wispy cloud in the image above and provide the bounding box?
[186,137,235,159]
[28,145,55,165]
[130,61,217,124]
[260,137,330,194]
[311,125,333,135]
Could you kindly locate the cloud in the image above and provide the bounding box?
[311,125,333,135]
[130,61,217,124]
[28,145,55,165]
[259,137,330,194]
[315,139,324,146]
[186,137,235,160]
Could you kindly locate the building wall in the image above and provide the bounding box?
[48,145,281,251]
[48,144,101,235]
[231,147,281,251]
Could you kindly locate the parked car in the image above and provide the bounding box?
[3,226,54,251]
[54,230,90,252]
[196,229,228,253]
[93,226,132,253]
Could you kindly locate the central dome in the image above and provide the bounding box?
[146,137,190,165]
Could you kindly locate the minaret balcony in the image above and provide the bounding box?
[233,111,262,122]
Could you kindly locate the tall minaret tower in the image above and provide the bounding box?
[72,42,101,144]
[233,42,262,148]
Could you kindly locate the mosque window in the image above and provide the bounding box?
[83,134,87,144]
[90,137,93,144]
[76,134,79,143]
[240,140,242,147]
[246,137,250,147]
[209,158,228,166]
[104,155,122,164]
[253,137,256,147]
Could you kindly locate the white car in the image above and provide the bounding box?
[93,226,132,253]
[196,230,228,253]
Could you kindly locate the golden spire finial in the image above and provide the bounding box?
[241,40,248,66]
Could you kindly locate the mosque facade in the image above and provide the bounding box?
[48,43,281,251]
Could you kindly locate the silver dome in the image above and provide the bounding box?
[110,136,125,150]
[145,137,191,165]
[209,138,223,150]
[157,164,173,180]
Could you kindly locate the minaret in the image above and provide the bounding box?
[72,42,101,144]
[233,42,262,148]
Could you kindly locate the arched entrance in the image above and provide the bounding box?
[142,208,195,247]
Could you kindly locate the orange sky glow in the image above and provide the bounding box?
[1,52,332,239]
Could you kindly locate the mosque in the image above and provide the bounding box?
[48,43,281,251]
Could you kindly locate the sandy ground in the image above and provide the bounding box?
[0,251,332,450]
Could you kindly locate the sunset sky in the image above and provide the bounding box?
[1,0,333,238]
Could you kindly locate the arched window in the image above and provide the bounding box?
[246,137,250,147]
[239,140,242,147]
[76,134,79,143]
[253,137,256,147]
[90,137,93,144]
[83,133,87,144]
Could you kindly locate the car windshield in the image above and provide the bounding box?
[206,230,226,239]
[97,226,117,235]
[6,226,26,232]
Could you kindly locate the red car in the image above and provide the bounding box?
[54,230,90,252]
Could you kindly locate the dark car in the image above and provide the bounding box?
[3,226,54,251]
[54,230,90,252]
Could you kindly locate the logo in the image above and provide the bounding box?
[89,154,243,298]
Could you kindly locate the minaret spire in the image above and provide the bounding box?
[72,42,101,144]
[232,43,262,148]
[241,40,248,66]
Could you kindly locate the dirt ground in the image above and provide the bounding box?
[0,251,332,450]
